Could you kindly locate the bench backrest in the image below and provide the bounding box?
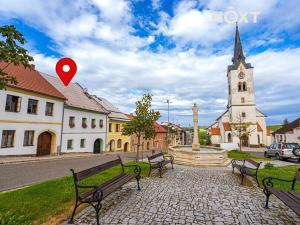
[72,157,122,182]
[245,158,261,168]
[295,168,300,181]
[148,152,163,161]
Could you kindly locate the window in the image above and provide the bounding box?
[80,139,86,148]
[1,130,15,148]
[5,95,21,112]
[238,82,242,92]
[27,99,38,114]
[69,116,75,128]
[23,130,34,146]
[67,140,73,150]
[243,82,247,91]
[82,118,87,128]
[117,139,122,148]
[91,119,96,128]
[45,102,54,116]
[241,97,245,103]
[116,124,120,132]
[99,119,103,128]
[242,112,246,118]
[109,123,112,132]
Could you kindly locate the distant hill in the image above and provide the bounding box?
[267,125,283,132]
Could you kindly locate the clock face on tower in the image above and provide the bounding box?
[238,72,245,79]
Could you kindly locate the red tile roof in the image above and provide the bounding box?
[1,62,65,100]
[211,127,221,135]
[257,123,263,132]
[155,123,167,133]
[223,122,231,131]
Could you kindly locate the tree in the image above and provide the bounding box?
[0,25,34,90]
[283,118,289,125]
[230,113,256,151]
[122,94,160,161]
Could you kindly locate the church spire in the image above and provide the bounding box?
[232,23,245,65]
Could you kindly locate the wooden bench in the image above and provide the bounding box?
[68,156,141,225]
[147,152,174,178]
[231,158,261,185]
[263,168,300,216]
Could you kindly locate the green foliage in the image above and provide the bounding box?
[267,125,283,132]
[198,128,211,145]
[258,165,300,192]
[283,118,289,125]
[228,150,250,160]
[122,93,160,160]
[0,211,31,225]
[0,25,34,90]
[0,162,149,225]
[264,162,274,169]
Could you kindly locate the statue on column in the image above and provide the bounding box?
[192,103,200,151]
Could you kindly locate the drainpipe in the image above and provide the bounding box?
[104,114,108,153]
[58,104,65,156]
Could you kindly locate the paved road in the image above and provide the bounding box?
[0,151,153,192]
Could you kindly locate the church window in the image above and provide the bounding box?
[238,82,242,92]
[243,82,247,91]
[241,97,245,103]
[242,112,246,118]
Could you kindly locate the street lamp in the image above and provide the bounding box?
[165,99,172,147]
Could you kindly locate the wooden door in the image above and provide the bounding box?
[241,135,249,147]
[37,132,52,156]
[93,139,101,154]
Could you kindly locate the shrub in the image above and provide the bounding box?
[264,162,274,169]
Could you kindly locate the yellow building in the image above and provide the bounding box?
[92,96,131,152]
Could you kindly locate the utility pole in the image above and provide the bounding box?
[165,99,172,147]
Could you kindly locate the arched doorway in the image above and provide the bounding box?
[227,133,232,143]
[124,142,129,152]
[147,142,150,150]
[93,138,103,154]
[257,134,260,146]
[109,140,115,152]
[37,132,52,156]
[241,135,249,147]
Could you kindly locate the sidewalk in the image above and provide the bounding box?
[0,150,149,165]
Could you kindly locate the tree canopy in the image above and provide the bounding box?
[0,25,34,90]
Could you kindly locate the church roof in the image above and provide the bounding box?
[257,123,263,132]
[210,127,221,136]
[228,24,252,71]
[223,122,231,131]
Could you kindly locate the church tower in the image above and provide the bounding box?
[227,24,259,145]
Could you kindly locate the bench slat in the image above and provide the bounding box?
[245,158,260,167]
[148,152,163,161]
[270,188,300,216]
[75,158,121,181]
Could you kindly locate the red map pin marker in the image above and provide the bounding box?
[55,57,77,86]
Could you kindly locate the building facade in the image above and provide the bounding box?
[161,122,186,146]
[0,63,65,156]
[43,75,108,154]
[272,118,300,144]
[92,96,131,152]
[207,25,271,147]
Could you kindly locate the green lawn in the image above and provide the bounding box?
[258,165,300,192]
[267,124,283,132]
[227,150,269,161]
[0,162,150,225]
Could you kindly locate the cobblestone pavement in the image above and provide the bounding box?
[69,166,300,225]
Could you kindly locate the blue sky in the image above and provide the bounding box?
[0,0,300,126]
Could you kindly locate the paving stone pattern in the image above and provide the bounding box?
[71,166,300,225]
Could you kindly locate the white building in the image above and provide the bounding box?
[273,118,300,144]
[0,63,65,156]
[43,74,109,153]
[207,25,271,147]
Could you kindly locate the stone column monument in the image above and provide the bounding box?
[192,103,200,151]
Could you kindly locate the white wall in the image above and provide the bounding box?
[0,89,64,155]
[61,107,107,153]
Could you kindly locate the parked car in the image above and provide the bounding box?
[264,143,300,161]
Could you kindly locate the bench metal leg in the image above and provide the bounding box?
[158,166,163,178]
[92,201,102,225]
[241,174,244,185]
[68,200,78,224]
[264,190,271,209]
[232,166,235,173]
[148,166,152,176]
[136,177,141,191]
[171,161,174,169]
